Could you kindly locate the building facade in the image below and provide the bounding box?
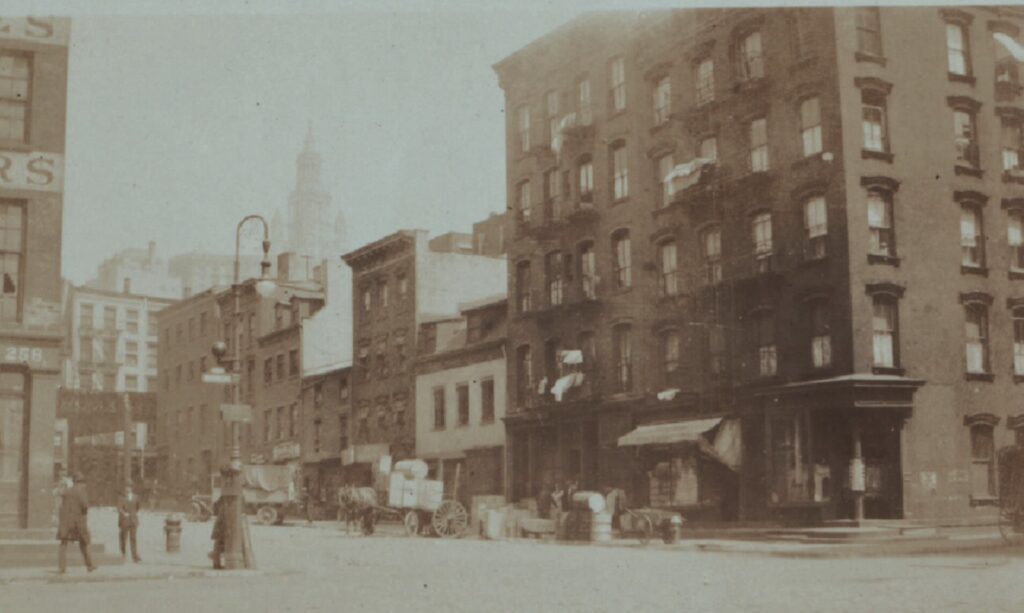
[0,16,71,530]
[168,251,265,299]
[63,285,174,393]
[415,297,508,505]
[90,241,182,299]
[299,364,352,514]
[342,230,506,465]
[496,6,1024,525]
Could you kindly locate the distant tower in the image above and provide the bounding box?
[333,209,348,255]
[286,124,332,262]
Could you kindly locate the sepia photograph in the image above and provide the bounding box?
[1,1,1024,611]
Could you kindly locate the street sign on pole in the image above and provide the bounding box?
[220,403,253,423]
[202,367,238,385]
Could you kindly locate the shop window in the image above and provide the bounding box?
[748,117,769,172]
[803,196,828,259]
[800,97,823,157]
[701,225,722,284]
[751,211,773,273]
[695,58,714,106]
[855,7,883,57]
[966,415,998,500]
[612,324,633,392]
[612,229,631,290]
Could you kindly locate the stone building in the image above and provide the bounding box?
[90,241,182,299]
[0,17,71,531]
[495,6,1024,524]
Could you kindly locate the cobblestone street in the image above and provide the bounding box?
[3,509,1024,613]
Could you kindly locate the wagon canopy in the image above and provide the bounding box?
[617,417,742,471]
[242,464,296,493]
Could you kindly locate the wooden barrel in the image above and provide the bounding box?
[590,511,612,543]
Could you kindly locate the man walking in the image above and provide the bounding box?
[117,484,142,562]
[57,472,96,574]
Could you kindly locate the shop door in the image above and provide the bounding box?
[0,372,27,528]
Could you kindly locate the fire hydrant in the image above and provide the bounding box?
[661,514,684,545]
[164,515,182,553]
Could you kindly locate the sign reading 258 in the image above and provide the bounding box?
[1,345,55,367]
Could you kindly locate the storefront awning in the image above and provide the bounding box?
[617,417,722,447]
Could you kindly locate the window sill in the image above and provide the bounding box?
[1002,171,1024,185]
[610,197,631,207]
[965,372,995,382]
[948,72,976,86]
[868,253,900,267]
[861,149,894,163]
[872,366,905,376]
[855,52,887,66]
[969,495,998,507]
[954,164,983,178]
[1013,374,1024,384]
[961,265,988,277]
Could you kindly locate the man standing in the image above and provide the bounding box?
[209,494,226,570]
[57,472,96,574]
[117,484,142,562]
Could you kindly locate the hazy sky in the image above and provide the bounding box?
[56,6,586,283]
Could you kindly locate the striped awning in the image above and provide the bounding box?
[617,417,722,447]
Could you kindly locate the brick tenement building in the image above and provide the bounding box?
[495,7,1024,525]
[342,230,506,465]
[298,364,351,513]
[0,18,71,531]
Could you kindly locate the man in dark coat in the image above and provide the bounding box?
[209,495,226,570]
[57,472,96,573]
[117,484,142,562]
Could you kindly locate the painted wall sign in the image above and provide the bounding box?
[0,344,59,369]
[0,17,71,46]
[0,151,64,193]
[272,441,301,462]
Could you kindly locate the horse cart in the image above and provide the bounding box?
[339,457,469,538]
[187,463,299,525]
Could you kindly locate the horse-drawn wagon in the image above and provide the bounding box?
[338,457,468,538]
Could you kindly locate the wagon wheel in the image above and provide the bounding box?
[431,500,468,538]
[999,502,1024,545]
[637,515,654,546]
[256,506,278,525]
[403,510,421,537]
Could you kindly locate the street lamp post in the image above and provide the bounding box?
[220,214,275,570]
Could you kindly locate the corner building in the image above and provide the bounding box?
[495,7,1024,524]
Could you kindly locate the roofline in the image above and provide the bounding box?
[71,285,178,305]
[341,230,424,267]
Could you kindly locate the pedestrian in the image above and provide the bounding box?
[51,470,71,528]
[209,494,226,570]
[57,472,96,574]
[117,484,142,562]
[303,485,314,524]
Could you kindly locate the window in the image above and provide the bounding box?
[700,137,718,162]
[1014,307,1024,376]
[964,303,990,374]
[289,349,299,376]
[361,287,371,315]
[659,239,680,297]
[125,341,138,367]
[517,105,530,153]
[613,324,633,392]
[791,9,814,60]
[800,97,822,156]
[695,58,714,106]
[545,251,564,307]
[1009,209,1024,271]
[79,304,94,330]
[104,306,117,331]
[338,414,349,450]
[0,51,30,142]
[946,22,971,77]
[517,180,531,224]
[146,342,157,369]
[264,357,273,384]
[546,90,559,144]
[481,378,495,423]
[126,309,139,334]
[578,331,597,373]
[375,337,387,376]
[652,76,671,125]
[432,386,446,429]
[543,168,561,223]
[516,345,532,407]
[378,278,389,309]
[290,404,298,438]
[277,406,287,440]
[515,260,532,313]
[612,230,631,289]
[357,343,370,381]
[1002,116,1023,172]
[188,360,195,382]
[102,373,115,391]
[752,212,773,272]
[855,7,882,57]
[577,77,592,126]
[578,242,597,299]
[544,338,561,384]
[611,142,629,200]
[809,301,831,369]
[804,196,828,259]
[663,329,680,384]
[738,31,764,81]
[577,156,594,201]
[861,89,889,153]
[954,109,980,169]
[707,324,726,377]
[749,118,769,172]
[102,338,115,364]
[188,317,196,340]
[960,204,984,268]
[657,153,675,206]
[275,353,285,380]
[968,418,996,499]
[199,311,208,335]
[456,384,469,426]
[0,202,22,321]
[394,331,407,372]
[701,226,722,284]
[396,273,408,306]
[609,57,626,112]
[751,311,777,377]
[868,190,895,257]
[125,375,138,391]
[995,30,1021,85]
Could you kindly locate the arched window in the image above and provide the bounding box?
[612,230,631,289]
[803,196,828,259]
[658,239,680,296]
[610,142,629,200]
